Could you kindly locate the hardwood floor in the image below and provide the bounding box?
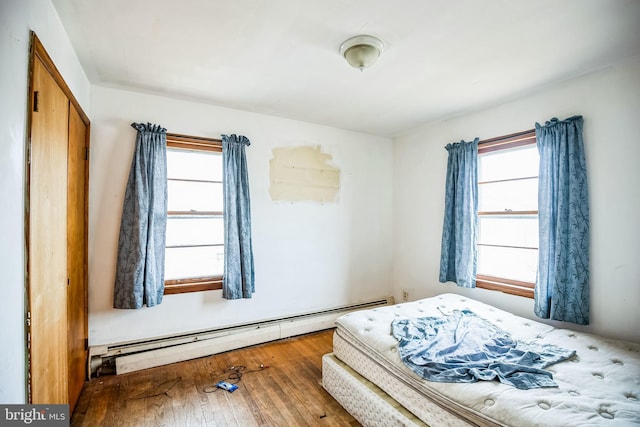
[71,330,359,426]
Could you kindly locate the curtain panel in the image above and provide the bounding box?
[222,134,255,299]
[535,116,590,325]
[439,138,479,288]
[113,123,168,309]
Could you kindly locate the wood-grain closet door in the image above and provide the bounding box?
[29,56,70,405]
[67,105,88,411]
[28,33,90,412]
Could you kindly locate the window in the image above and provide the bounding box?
[164,133,224,294]
[476,130,538,298]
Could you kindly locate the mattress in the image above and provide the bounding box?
[322,353,428,426]
[332,293,640,426]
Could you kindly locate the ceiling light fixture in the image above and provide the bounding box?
[339,35,384,71]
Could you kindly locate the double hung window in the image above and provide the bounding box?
[164,134,224,294]
[476,131,538,298]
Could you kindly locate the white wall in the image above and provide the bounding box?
[393,58,640,343]
[88,85,393,346]
[0,0,90,403]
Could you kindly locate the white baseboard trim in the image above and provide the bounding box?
[89,297,393,376]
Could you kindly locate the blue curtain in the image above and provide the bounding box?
[222,134,255,299]
[439,138,479,288]
[114,123,168,308]
[535,116,590,325]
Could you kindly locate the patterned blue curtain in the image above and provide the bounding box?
[439,138,479,288]
[222,134,255,299]
[113,123,167,309]
[535,116,590,325]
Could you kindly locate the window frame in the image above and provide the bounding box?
[476,129,537,299]
[164,133,224,295]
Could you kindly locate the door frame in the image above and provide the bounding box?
[24,31,91,404]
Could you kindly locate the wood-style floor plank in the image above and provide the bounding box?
[71,330,359,427]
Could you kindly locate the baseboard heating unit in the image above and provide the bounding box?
[89,296,393,377]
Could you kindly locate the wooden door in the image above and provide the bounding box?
[67,105,88,411]
[28,33,90,411]
[29,56,70,405]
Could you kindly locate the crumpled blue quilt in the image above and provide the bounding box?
[391,310,575,390]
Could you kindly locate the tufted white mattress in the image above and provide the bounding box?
[327,293,640,426]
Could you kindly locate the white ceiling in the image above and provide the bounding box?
[53,0,640,137]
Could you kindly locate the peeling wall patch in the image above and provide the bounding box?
[269,145,340,203]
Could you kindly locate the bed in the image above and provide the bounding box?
[322,293,640,426]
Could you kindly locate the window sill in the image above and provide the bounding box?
[476,274,534,299]
[164,276,223,295]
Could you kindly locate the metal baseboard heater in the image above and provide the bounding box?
[89,296,393,377]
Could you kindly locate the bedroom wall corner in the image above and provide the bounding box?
[392,57,640,343]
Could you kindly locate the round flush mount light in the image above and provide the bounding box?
[339,35,384,71]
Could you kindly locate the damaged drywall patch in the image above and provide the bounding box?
[269,145,340,203]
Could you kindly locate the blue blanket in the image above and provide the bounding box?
[391,310,575,389]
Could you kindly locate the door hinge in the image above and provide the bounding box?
[84,338,89,351]
[33,91,39,112]
[85,147,89,161]
[67,278,70,286]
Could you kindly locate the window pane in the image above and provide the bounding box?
[168,181,223,212]
[166,217,224,247]
[167,149,222,181]
[477,246,537,283]
[479,216,538,248]
[479,178,537,212]
[165,246,224,280]
[479,145,538,182]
